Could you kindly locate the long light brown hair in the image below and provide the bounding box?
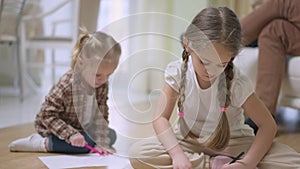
[178,7,242,151]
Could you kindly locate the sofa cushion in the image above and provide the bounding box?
[287,56,300,78]
[283,56,300,99]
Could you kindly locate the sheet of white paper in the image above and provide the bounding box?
[39,153,130,169]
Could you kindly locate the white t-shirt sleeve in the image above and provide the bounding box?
[164,60,182,93]
[231,68,255,107]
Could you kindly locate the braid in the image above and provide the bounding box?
[177,49,190,137]
[203,58,234,151]
[177,49,189,112]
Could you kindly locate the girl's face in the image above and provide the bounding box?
[81,60,118,88]
[188,42,233,82]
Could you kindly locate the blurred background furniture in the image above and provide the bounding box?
[234,47,300,110]
[20,0,79,98]
[0,0,26,100]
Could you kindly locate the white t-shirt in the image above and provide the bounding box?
[165,59,255,142]
[82,94,96,127]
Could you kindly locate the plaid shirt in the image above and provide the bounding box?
[35,70,110,148]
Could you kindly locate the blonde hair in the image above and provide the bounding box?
[71,28,121,70]
[178,7,241,152]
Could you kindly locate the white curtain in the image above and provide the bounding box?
[208,0,252,19]
[98,0,208,102]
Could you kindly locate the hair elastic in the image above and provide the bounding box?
[178,111,184,117]
[221,107,227,112]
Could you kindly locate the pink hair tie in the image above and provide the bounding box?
[178,111,184,117]
[221,107,227,112]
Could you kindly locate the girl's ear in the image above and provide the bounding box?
[76,57,84,69]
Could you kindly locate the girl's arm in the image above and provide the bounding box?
[240,93,277,168]
[153,83,192,168]
[38,89,79,143]
[36,74,80,144]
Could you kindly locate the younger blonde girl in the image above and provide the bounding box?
[9,28,121,155]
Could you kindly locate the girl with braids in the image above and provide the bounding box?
[8,28,121,155]
[129,7,300,169]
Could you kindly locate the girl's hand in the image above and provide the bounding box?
[94,145,115,155]
[69,133,86,147]
[221,160,256,169]
[172,152,192,169]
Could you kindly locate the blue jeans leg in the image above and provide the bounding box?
[48,128,117,154]
[108,128,116,147]
[48,132,94,154]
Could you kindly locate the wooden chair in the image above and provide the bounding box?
[0,0,26,100]
[19,0,79,97]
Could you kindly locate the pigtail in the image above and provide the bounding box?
[71,27,90,69]
[203,58,234,151]
[71,28,121,70]
[177,49,190,137]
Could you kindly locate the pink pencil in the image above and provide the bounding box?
[84,144,104,156]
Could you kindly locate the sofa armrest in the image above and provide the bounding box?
[234,47,259,87]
